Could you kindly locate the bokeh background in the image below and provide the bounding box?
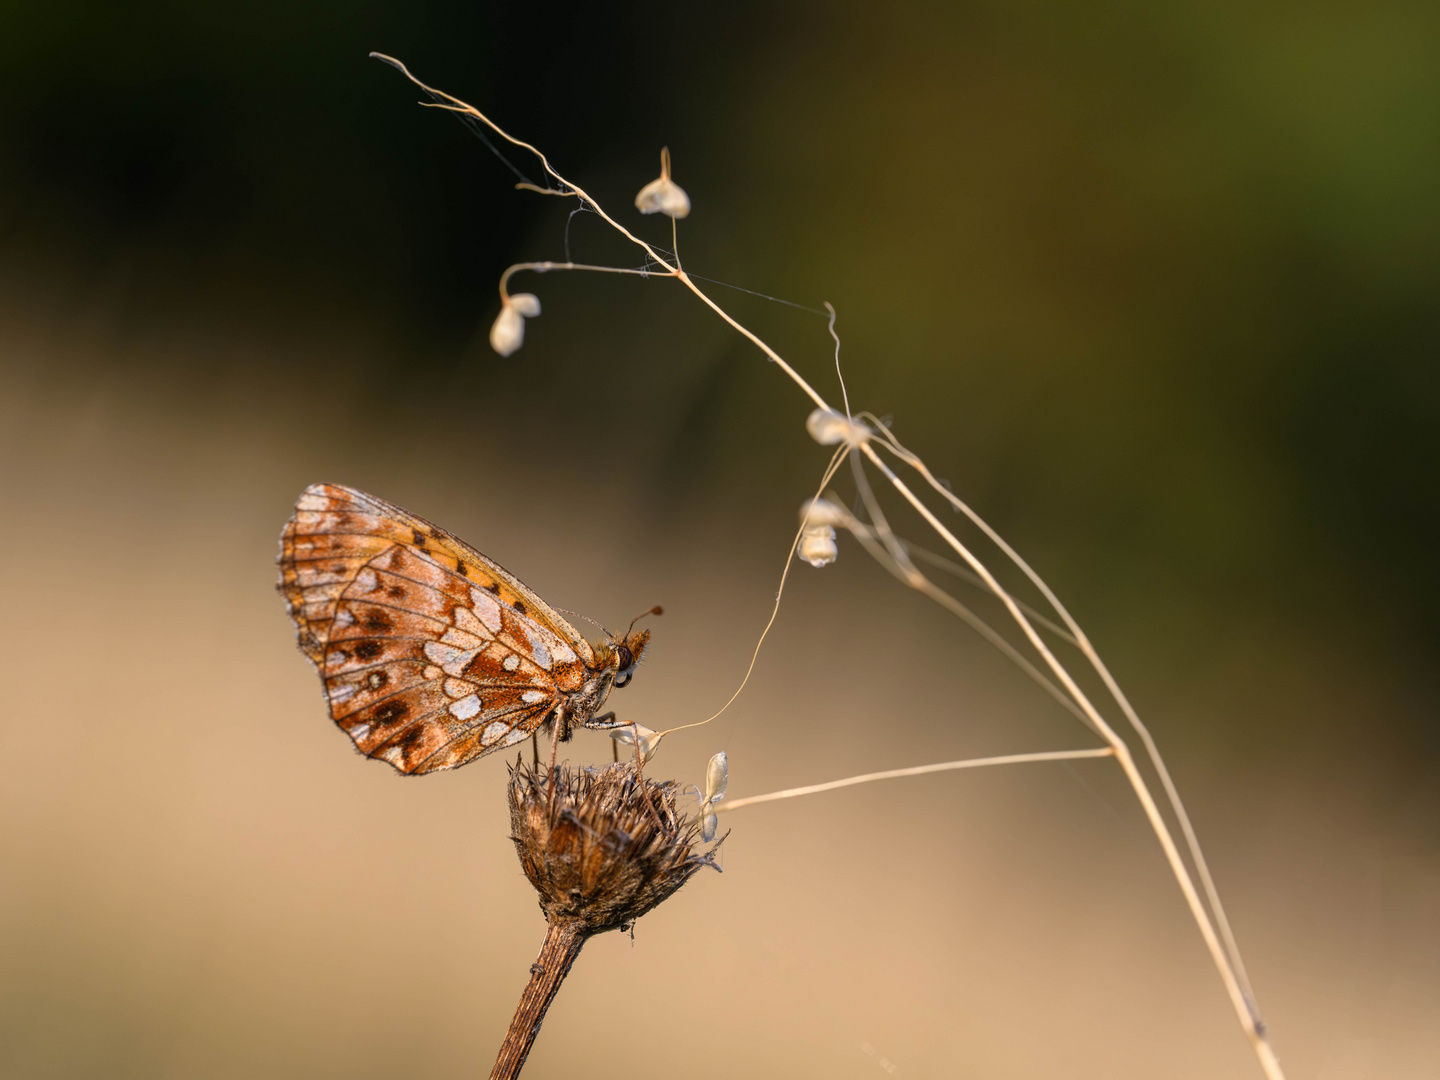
[2,1,1437,1077]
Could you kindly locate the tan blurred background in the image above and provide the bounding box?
[2,1,1437,1078]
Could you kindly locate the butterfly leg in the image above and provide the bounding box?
[624,721,665,828]
[588,711,620,761]
[589,711,628,767]
[546,705,567,808]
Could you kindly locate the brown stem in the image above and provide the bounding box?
[489,920,588,1080]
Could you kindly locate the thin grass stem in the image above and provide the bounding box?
[857,442,1278,1076]
[661,441,850,737]
[714,748,1115,814]
[862,424,1259,1007]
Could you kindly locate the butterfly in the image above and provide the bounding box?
[277,483,655,775]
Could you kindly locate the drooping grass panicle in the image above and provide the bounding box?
[373,53,1285,1080]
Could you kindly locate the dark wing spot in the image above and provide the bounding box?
[484,581,500,595]
[412,528,428,548]
[513,600,527,614]
[394,724,431,759]
[366,670,389,690]
[455,560,468,578]
[387,584,406,599]
[353,640,384,661]
[361,609,394,633]
[373,700,410,726]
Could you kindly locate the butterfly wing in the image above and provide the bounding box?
[278,483,596,774]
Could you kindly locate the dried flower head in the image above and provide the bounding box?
[487,760,722,1080]
[634,147,691,219]
[490,293,542,357]
[508,759,721,935]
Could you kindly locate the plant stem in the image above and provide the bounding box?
[490,920,587,1080]
[858,442,1284,1078]
[714,748,1114,813]
[372,55,1287,1078]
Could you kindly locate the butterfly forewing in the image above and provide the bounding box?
[279,484,596,774]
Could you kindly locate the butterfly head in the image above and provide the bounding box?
[609,605,662,688]
[611,629,651,688]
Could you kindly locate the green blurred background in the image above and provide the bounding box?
[1,1,1437,1078]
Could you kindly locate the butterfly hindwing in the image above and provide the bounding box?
[279,483,596,774]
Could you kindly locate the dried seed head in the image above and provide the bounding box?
[635,147,691,219]
[490,293,542,356]
[704,751,728,805]
[700,751,728,842]
[800,497,849,528]
[798,524,839,567]
[508,760,721,935]
[701,808,720,843]
[608,722,664,763]
[806,407,870,446]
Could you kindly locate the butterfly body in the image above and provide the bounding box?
[277,483,650,774]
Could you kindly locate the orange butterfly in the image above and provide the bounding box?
[277,483,654,774]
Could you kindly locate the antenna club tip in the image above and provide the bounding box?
[649,605,664,617]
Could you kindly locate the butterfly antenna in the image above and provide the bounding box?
[625,605,664,640]
[556,606,613,639]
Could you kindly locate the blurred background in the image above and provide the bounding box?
[1,1,1437,1077]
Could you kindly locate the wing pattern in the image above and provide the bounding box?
[278,483,596,774]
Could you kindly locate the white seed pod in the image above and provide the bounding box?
[489,304,526,357]
[509,292,541,317]
[703,751,728,806]
[805,408,869,446]
[797,524,839,568]
[799,497,848,528]
[635,147,691,219]
[701,809,719,843]
[609,722,664,763]
[635,176,690,218]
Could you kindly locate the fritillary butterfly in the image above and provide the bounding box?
[277,483,652,775]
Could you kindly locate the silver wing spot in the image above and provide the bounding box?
[469,588,503,632]
[449,695,482,721]
[424,641,482,676]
